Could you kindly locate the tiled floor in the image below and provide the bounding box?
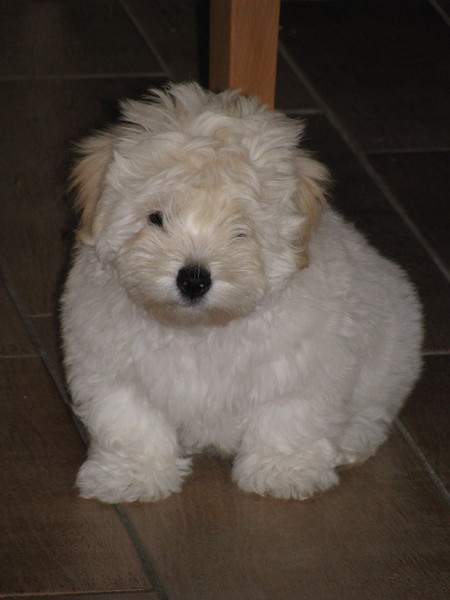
[0,1,449,598]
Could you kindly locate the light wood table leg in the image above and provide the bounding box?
[209,0,280,108]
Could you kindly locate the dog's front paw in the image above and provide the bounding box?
[76,452,192,503]
[232,454,339,500]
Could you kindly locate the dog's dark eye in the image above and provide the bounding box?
[234,229,249,240]
[148,211,164,228]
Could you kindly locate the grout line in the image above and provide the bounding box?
[120,0,175,81]
[0,72,168,82]
[395,418,450,506]
[114,505,170,600]
[0,259,87,441]
[367,147,450,155]
[284,107,323,116]
[0,260,168,600]
[278,41,450,284]
[429,0,450,26]
[0,590,156,598]
[0,353,38,359]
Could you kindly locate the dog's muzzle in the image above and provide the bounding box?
[177,264,212,301]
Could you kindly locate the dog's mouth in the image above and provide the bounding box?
[178,295,207,308]
[149,299,234,328]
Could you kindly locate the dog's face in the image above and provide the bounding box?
[113,178,267,325]
[71,84,328,326]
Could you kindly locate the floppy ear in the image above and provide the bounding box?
[293,154,329,269]
[70,129,118,245]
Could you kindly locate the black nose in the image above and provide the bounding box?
[176,264,212,300]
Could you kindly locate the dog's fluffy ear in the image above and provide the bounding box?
[70,129,118,245]
[294,155,329,269]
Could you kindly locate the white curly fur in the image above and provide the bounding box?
[61,83,422,502]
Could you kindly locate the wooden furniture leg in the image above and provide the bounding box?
[209,0,280,108]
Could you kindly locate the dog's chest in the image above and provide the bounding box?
[134,316,295,421]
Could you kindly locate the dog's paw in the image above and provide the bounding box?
[76,453,192,503]
[232,454,339,500]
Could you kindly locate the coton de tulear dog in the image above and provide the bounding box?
[61,83,422,503]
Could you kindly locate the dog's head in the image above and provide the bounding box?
[71,83,329,325]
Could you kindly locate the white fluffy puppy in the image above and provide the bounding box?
[62,83,422,503]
